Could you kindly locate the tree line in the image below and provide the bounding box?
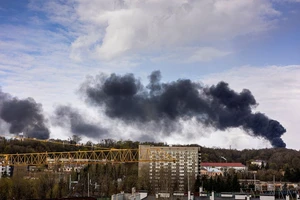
[201,146,300,182]
[1,136,300,199]
[2,136,300,183]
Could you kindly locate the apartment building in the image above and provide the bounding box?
[138,145,201,193]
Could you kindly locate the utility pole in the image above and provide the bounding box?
[188,173,190,200]
[273,175,275,195]
[254,173,256,192]
[88,173,90,197]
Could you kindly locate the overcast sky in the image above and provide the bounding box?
[0,0,299,150]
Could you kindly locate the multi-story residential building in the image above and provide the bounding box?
[138,145,201,193]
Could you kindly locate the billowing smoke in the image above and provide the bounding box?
[80,71,286,148]
[0,88,50,139]
[208,82,286,147]
[53,105,108,138]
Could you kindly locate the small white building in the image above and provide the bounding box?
[251,160,266,168]
[201,167,224,177]
[0,162,12,178]
[111,188,148,200]
[201,162,247,174]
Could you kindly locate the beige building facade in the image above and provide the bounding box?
[138,145,201,193]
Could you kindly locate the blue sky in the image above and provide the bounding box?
[0,0,299,149]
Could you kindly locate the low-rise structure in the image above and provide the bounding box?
[251,160,266,168]
[0,162,12,178]
[47,158,89,172]
[201,162,247,174]
[200,167,223,177]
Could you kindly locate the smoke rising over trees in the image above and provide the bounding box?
[80,71,286,147]
[0,70,287,147]
[0,88,50,139]
[53,105,108,138]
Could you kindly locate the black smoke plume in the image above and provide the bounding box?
[80,71,286,148]
[53,105,108,138]
[0,88,50,139]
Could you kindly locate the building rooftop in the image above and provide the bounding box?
[208,168,222,173]
[201,162,245,167]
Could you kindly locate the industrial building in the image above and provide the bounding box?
[138,145,201,193]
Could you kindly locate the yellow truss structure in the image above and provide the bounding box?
[0,148,176,166]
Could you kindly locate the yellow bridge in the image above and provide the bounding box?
[0,148,176,166]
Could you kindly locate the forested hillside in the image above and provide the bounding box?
[201,147,300,170]
[1,136,300,182]
[201,146,300,182]
[1,136,300,172]
[1,136,300,199]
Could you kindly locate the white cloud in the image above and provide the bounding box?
[150,46,231,63]
[187,47,231,62]
[29,0,281,62]
[272,0,300,3]
[0,20,137,114]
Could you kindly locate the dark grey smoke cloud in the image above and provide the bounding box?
[53,105,108,138]
[80,71,286,148]
[0,88,50,139]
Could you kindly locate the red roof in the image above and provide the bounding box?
[201,162,245,167]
